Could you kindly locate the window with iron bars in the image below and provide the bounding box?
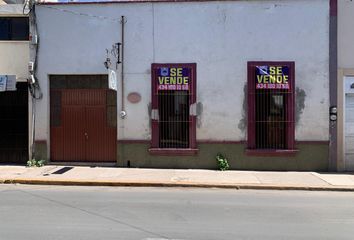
[247,62,295,151]
[256,90,286,149]
[150,63,197,152]
[158,90,190,148]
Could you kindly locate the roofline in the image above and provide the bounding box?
[37,0,238,6]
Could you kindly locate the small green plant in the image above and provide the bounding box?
[27,158,46,167]
[216,153,230,171]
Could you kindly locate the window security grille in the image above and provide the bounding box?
[151,63,197,151]
[255,90,286,149]
[247,62,295,151]
[158,90,190,148]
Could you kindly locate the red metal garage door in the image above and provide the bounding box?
[50,76,116,162]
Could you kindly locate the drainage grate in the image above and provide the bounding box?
[52,167,74,174]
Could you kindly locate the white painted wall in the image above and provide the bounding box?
[338,1,354,170]
[35,0,329,142]
[0,5,29,81]
[339,0,354,69]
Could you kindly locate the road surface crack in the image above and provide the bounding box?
[19,189,170,239]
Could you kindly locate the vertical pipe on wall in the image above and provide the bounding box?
[28,3,43,161]
[31,97,35,159]
[121,16,125,114]
[329,0,338,171]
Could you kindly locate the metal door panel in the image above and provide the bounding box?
[85,106,116,162]
[62,106,86,161]
[86,106,104,161]
[50,127,63,161]
[62,90,83,106]
[345,94,354,170]
[62,89,106,106]
[105,128,117,162]
[50,81,116,163]
[83,90,105,106]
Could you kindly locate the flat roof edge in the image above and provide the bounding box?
[37,0,239,6]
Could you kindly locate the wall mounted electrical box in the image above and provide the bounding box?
[28,62,34,73]
[30,34,38,45]
[330,106,337,121]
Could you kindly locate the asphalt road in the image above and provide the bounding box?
[1,185,354,240]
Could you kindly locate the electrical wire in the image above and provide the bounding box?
[27,2,43,161]
[28,80,43,99]
[28,3,43,100]
[42,5,123,22]
[23,0,32,15]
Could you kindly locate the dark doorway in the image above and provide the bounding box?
[0,82,28,164]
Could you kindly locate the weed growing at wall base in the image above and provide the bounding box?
[216,153,230,171]
[27,159,46,167]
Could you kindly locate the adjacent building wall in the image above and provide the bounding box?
[0,4,30,163]
[338,1,354,69]
[35,0,330,169]
[0,4,29,81]
[337,0,354,171]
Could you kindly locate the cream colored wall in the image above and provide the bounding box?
[0,4,30,160]
[0,42,29,81]
[0,4,29,81]
[0,4,24,16]
[337,1,354,171]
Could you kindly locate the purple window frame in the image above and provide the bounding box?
[247,61,296,152]
[149,63,197,155]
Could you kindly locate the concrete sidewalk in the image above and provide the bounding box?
[1,165,354,191]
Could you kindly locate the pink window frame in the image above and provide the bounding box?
[150,63,197,154]
[247,61,295,151]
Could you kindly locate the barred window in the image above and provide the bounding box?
[248,62,295,150]
[151,63,197,151]
[158,90,190,148]
[256,91,286,149]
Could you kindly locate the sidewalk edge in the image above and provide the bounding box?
[2,178,354,192]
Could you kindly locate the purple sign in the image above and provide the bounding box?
[157,67,190,91]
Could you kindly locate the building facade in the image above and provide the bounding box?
[337,0,354,171]
[33,0,331,170]
[0,4,29,164]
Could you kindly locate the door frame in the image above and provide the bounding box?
[338,70,354,171]
[342,75,354,171]
[48,74,117,163]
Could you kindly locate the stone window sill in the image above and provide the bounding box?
[245,149,298,157]
[149,148,199,156]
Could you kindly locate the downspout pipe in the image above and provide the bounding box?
[27,1,43,161]
[329,0,338,171]
[121,16,125,116]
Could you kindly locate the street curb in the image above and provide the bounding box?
[2,178,354,192]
